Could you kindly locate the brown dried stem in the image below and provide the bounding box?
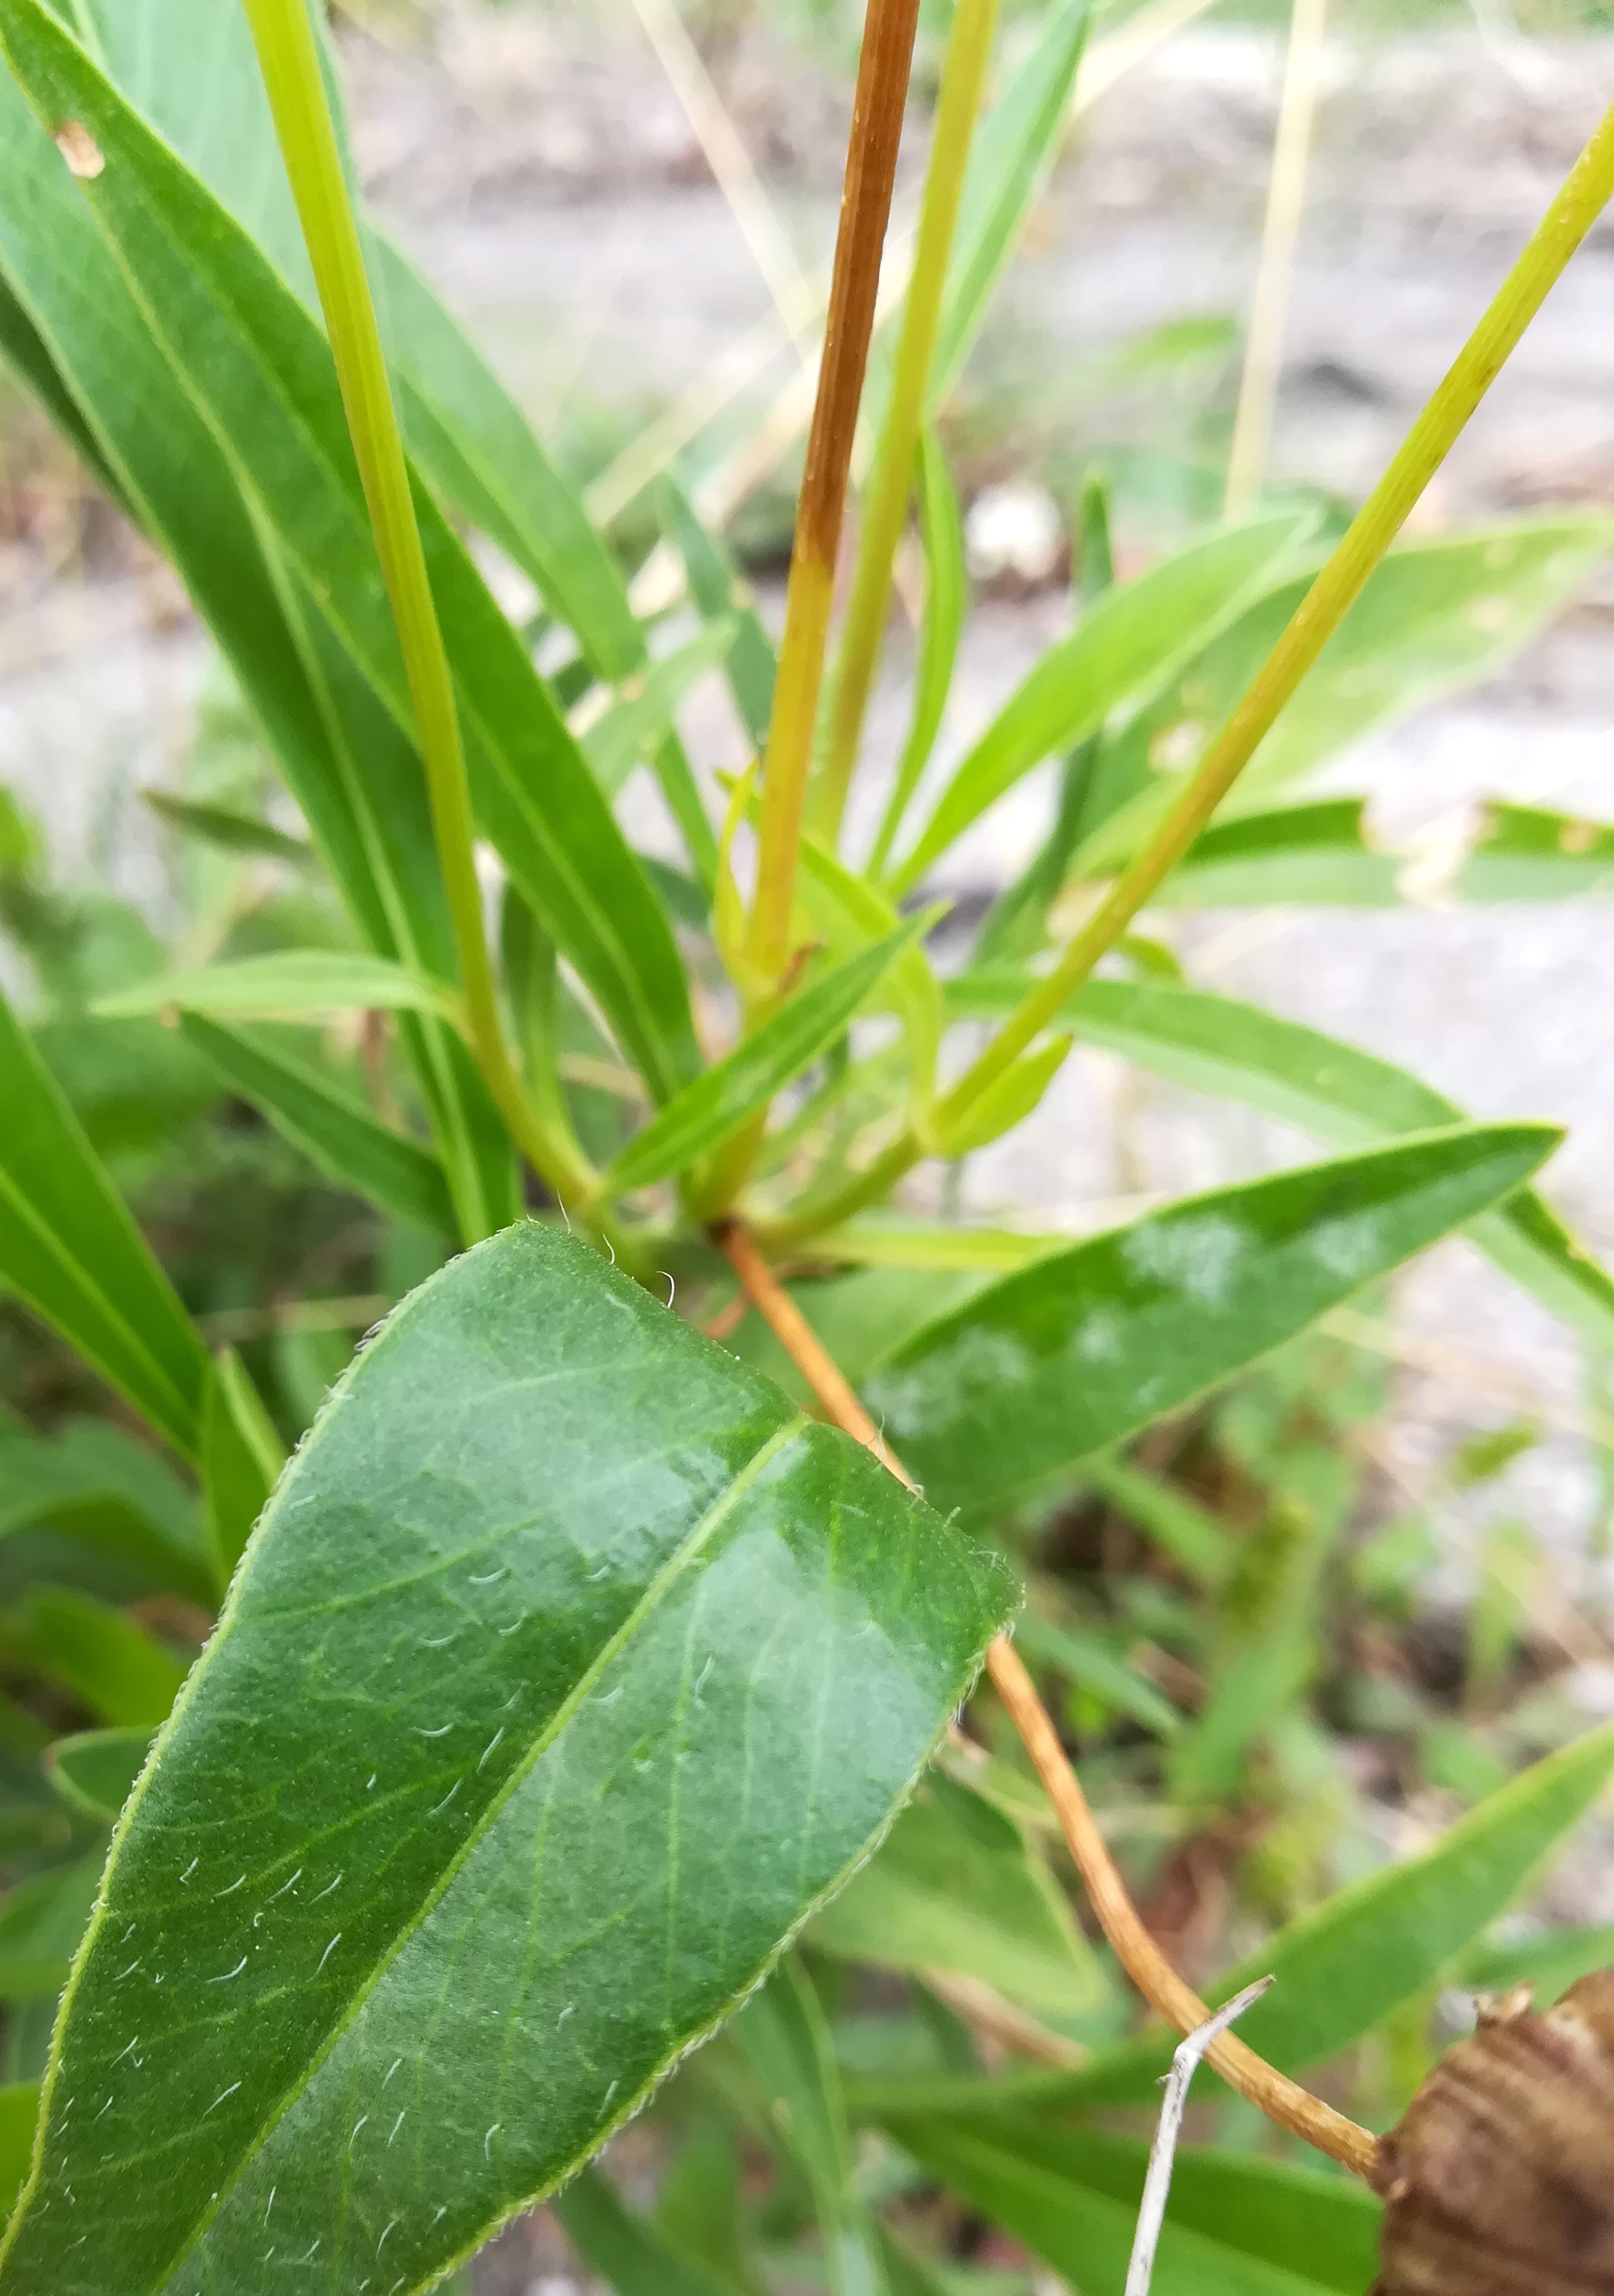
[713,1216,1382,2181]
[745,0,924,989]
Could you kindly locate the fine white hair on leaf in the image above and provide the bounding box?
[1123,1974,1275,2296]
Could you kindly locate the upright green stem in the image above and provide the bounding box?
[241,0,596,1210]
[761,99,1614,1247]
[1223,0,1329,522]
[745,0,925,991]
[814,0,1002,842]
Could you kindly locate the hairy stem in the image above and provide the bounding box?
[1223,0,1329,522]
[814,0,1002,841]
[242,0,598,1211]
[745,0,925,989]
[761,97,1614,1245]
[713,1217,1380,2178]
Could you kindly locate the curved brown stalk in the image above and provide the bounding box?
[713,1217,1380,2180]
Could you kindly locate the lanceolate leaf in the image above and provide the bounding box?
[870,431,966,878]
[554,2167,736,2296]
[0,0,699,1105]
[0,1225,1010,2295]
[95,950,454,1023]
[948,971,1614,1350]
[659,475,777,751]
[883,2117,1380,2296]
[0,55,516,1243]
[891,517,1306,893]
[861,1124,1557,1515]
[606,919,930,1194]
[178,1015,458,1236]
[0,985,206,1458]
[581,622,735,796]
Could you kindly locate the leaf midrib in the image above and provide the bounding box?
[147,1408,811,2291]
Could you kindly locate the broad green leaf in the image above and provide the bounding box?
[0,983,207,1457]
[11,1588,188,1728]
[947,971,1614,1352]
[658,475,777,750]
[809,1772,1101,2020]
[607,918,929,1194]
[0,49,517,1245]
[200,1348,284,1592]
[581,622,735,795]
[554,2167,736,2296]
[179,1014,457,1235]
[863,1125,1556,1515]
[141,789,315,869]
[875,1720,1614,2122]
[0,1223,1010,2295]
[0,2082,39,2222]
[0,1417,209,1606]
[891,518,1305,893]
[44,1727,152,1826]
[95,949,454,1023]
[1079,516,1611,871]
[870,431,966,879]
[1455,1918,1614,2004]
[883,2117,1380,2296]
[0,0,699,1105]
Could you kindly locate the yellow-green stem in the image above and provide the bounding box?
[242,0,598,1213]
[761,98,1614,1248]
[746,0,925,989]
[814,0,1002,841]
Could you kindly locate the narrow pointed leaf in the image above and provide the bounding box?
[179,1014,456,1235]
[45,1728,153,1826]
[200,1349,284,1592]
[607,918,930,1193]
[658,476,776,749]
[554,2167,737,2296]
[0,985,206,1458]
[948,971,1614,1351]
[0,1223,1010,2295]
[12,1588,187,1728]
[891,518,1305,892]
[582,622,735,796]
[862,1124,1558,1515]
[95,951,453,1023]
[872,432,965,877]
[141,790,316,870]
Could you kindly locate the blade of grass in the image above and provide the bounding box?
[761,99,1614,1245]
[745,0,927,991]
[239,0,596,1210]
[1222,0,1329,521]
[815,0,1002,840]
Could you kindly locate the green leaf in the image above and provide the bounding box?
[658,475,777,750]
[948,972,1614,1352]
[1459,800,1614,900]
[179,1013,457,1235]
[607,917,931,1194]
[1454,1919,1614,2004]
[554,2167,737,2296]
[1080,516,1611,869]
[0,0,699,1105]
[94,949,454,1023]
[0,2082,39,2223]
[891,518,1306,893]
[44,1727,152,1826]
[0,1223,1010,2295]
[0,1959,71,2004]
[1013,1614,1182,1738]
[870,431,966,878]
[0,47,518,1245]
[883,2117,1380,2296]
[1156,799,1400,909]
[0,983,207,1457]
[0,1860,101,2085]
[934,1035,1070,1155]
[200,1348,285,1592]
[1087,1457,1230,1587]
[582,622,736,796]
[0,1417,209,1606]
[863,1125,1557,1516]
[10,1588,188,1728]
[141,789,315,869]
[809,1772,1102,2020]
